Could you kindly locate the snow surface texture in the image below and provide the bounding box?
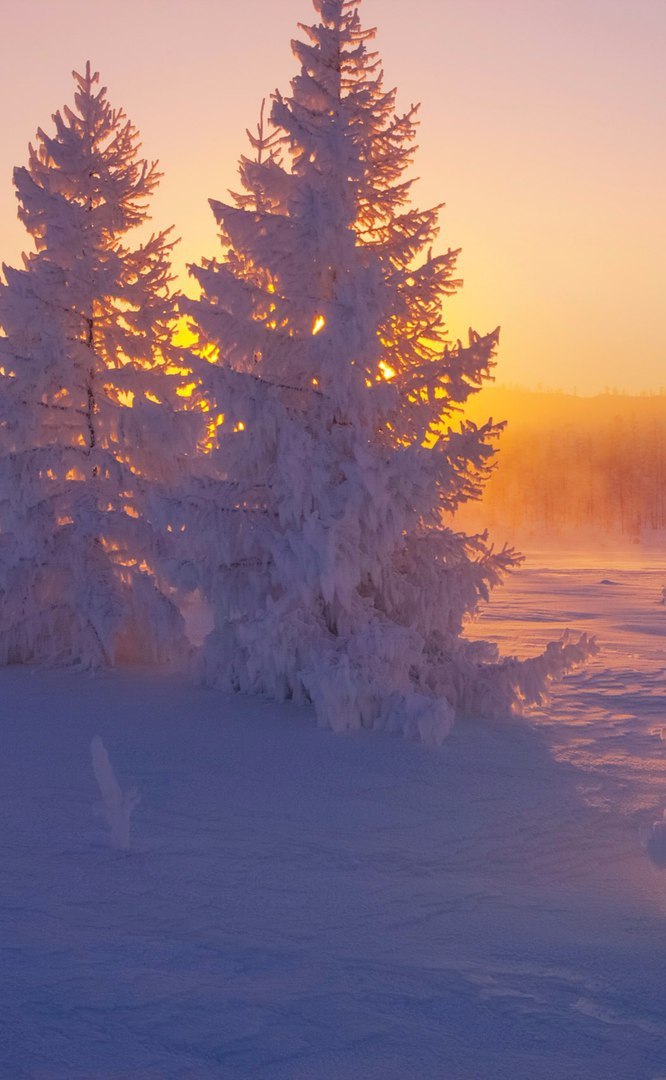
[1,559,665,1078]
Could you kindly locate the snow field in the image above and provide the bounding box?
[1,560,665,1078]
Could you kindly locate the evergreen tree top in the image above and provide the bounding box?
[15,60,161,258]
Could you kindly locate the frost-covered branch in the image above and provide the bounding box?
[91,735,140,851]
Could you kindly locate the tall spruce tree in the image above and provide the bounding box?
[184,0,594,743]
[0,63,192,667]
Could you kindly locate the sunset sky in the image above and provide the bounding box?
[1,0,664,394]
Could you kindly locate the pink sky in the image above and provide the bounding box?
[1,0,664,393]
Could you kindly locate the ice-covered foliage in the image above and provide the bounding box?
[645,810,666,870]
[183,0,595,742]
[0,64,196,668]
[91,734,139,851]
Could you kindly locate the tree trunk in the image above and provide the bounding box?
[85,315,98,478]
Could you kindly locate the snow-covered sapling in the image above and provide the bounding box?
[646,811,666,870]
[91,735,139,851]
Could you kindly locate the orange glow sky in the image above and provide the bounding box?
[1,0,664,394]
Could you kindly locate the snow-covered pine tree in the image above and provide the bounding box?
[184,0,595,743]
[0,63,194,668]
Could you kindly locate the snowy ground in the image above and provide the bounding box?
[2,558,666,1078]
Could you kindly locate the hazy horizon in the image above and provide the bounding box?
[470,381,666,399]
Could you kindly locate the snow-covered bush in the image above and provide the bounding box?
[180,0,596,743]
[0,64,196,668]
[644,809,666,870]
[91,735,139,852]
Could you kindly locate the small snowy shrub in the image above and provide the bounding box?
[646,812,666,870]
[91,735,139,852]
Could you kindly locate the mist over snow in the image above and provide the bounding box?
[455,387,666,554]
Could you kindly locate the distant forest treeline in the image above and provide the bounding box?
[457,388,666,540]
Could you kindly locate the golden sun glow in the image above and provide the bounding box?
[172,316,219,364]
[176,382,197,399]
[312,314,326,336]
